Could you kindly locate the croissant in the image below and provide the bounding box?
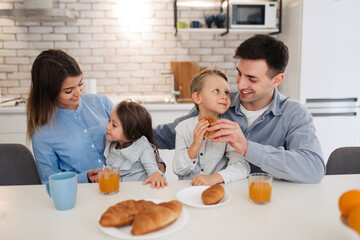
[131,200,183,235]
[200,116,218,137]
[99,199,155,227]
[201,184,225,205]
[99,199,183,236]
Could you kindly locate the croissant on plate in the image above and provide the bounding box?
[99,200,155,227]
[131,200,183,235]
[99,199,183,236]
[201,184,225,205]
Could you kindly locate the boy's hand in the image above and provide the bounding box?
[188,119,209,159]
[191,173,224,186]
[193,119,209,147]
[87,169,99,183]
[143,172,168,189]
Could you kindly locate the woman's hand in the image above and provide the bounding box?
[208,118,248,155]
[87,169,99,183]
[191,173,223,186]
[143,172,168,189]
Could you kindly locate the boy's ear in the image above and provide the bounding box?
[192,92,201,105]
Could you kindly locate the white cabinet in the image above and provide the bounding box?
[0,106,30,148]
[144,104,193,126]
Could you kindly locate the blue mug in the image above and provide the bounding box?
[46,172,77,211]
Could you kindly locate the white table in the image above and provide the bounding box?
[0,175,359,240]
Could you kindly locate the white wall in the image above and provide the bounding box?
[0,0,251,100]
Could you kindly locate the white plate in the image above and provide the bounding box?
[98,199,189,239]
[176,186,232,208]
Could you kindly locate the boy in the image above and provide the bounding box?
[173,67,250,186]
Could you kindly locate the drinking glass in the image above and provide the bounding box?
[98,166,120,195]
[248,173,273,204]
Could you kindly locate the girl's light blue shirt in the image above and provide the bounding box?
[32,94,114,183]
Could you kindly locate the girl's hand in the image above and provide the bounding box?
[87,169,99,183]
[143,172,168,189]
[191,173,224,186]
[188,119,209,159]
[157,162,165,173]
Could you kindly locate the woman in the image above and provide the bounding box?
[27,49,114,183]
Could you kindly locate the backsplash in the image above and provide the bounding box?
[0,0,255,100]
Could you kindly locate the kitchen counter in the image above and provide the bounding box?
[0,103,193,113]
[0,106,26,114]
[0,102,193,158]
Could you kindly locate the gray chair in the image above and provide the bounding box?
[326,147,360,175]
[0,143,41,185]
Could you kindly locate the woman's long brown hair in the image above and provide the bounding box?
[26,49,82,140]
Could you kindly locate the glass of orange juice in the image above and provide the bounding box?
[248,173,273,204]
[98,166,120,195]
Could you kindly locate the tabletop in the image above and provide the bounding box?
[1,175,359,240]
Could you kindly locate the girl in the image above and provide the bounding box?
[89,100,168,189]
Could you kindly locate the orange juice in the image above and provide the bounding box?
[99,172,119,194]
[249,181,272,203]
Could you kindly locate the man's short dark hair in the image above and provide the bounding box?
[234,34,289,78]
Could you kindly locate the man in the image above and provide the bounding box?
[154,34,325,183]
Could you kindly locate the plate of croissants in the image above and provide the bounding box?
[98,199,189,239]
[176,185,231,208]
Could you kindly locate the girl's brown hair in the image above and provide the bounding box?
[26,49,82,140]
[110,100,159,161]
[189,66,228,111]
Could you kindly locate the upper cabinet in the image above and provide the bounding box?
[174,0,282,36]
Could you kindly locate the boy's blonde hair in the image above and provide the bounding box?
[189,67,228,111]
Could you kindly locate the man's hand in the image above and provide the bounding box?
[208,118,248,155]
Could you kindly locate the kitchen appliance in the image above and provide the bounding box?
[230,1,277,29]
[278,0,360,162]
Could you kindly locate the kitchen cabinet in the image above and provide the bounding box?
[174,0,281,36]
[0,107,29,148]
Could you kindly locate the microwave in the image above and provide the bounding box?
[230,2,277,29]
